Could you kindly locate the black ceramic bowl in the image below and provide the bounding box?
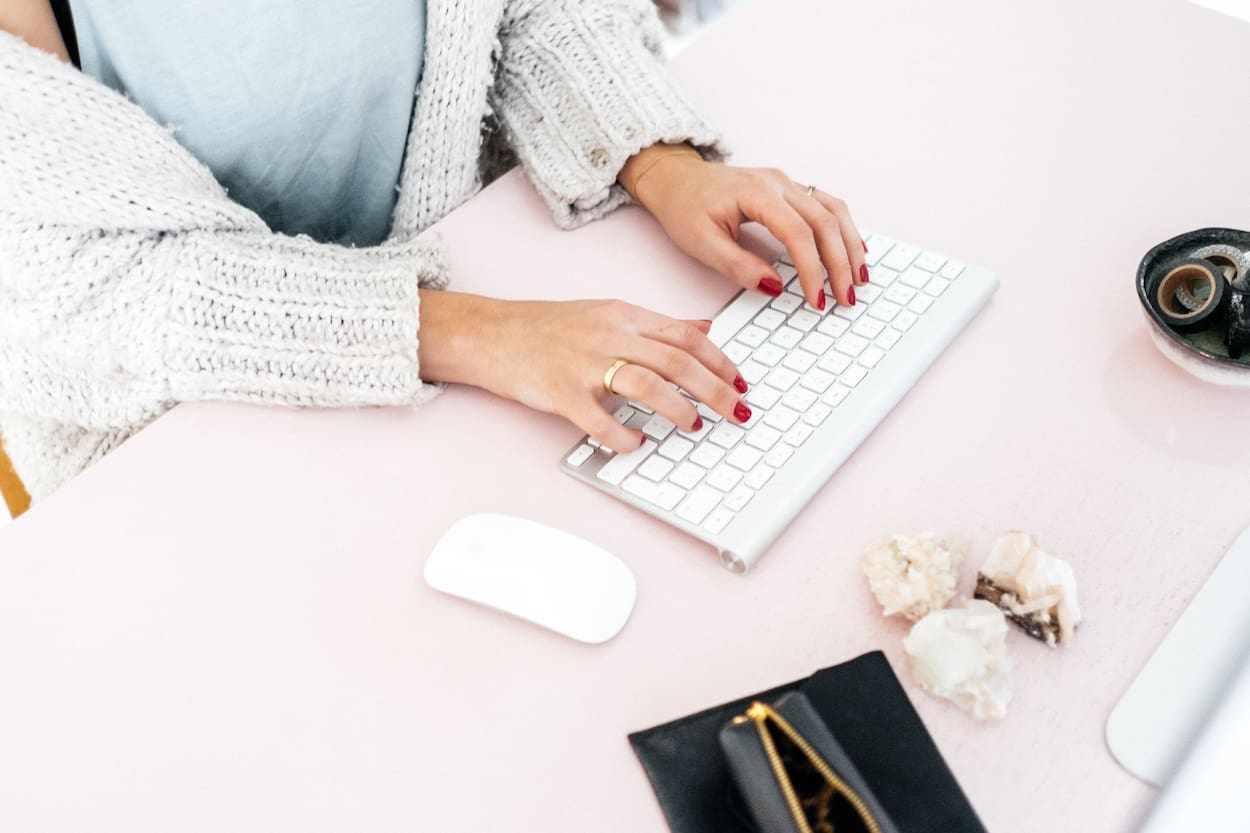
[1137,227,1250,386]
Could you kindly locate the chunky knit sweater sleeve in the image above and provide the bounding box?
[494,0,726,229]
[0,31,444,438]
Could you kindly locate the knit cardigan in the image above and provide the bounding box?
[0,0,724,502]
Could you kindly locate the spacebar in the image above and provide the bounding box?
[706,290,771,347]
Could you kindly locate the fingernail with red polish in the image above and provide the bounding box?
[860,264,869,284]
[734,402,752,423]
[691,416,704,432]
[817,290,826,311]
[639,436,647,448]
[757,276,784,297]
[733,374,748,393]
[862,240,868,253]
[848,286,857,306]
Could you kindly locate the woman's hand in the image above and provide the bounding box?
[417,290,751,453]
[620,144,868,311]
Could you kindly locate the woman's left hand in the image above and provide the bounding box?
[622,145,868,311]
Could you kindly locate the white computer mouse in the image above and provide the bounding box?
[423,513,637,644]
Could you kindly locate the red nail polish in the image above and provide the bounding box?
[691,416,704,432]
[862,240,868,253]
[860,264,869,284]
[698,319,713,327]
[733,375,748,393]
[733,402,752,422]
[817,290,826,311]
[848,286,857,306]
[757,277,784,297]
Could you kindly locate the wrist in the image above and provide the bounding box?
[619,143,706,211]
[416,289,500,386]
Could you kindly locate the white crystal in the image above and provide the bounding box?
[862,533,962,622]
[980,531,1082,646]
[903,600,1013,720]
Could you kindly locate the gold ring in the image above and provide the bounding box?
[602,359,630,394]
[805,184,816,197]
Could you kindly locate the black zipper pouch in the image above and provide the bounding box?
[627,651,986,833]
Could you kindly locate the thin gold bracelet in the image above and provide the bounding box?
[622,147,703,200]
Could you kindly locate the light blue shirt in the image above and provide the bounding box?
[69,0,426,247]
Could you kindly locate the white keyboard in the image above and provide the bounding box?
[560,231,999,573]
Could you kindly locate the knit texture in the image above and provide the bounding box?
[0,0,725,501]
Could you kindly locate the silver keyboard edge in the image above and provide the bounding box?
[558,261,1000,573]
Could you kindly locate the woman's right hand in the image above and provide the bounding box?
[417,290,751,453]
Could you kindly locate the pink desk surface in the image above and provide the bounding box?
[3,0,1250,830]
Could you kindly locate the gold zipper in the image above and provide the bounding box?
[737,701,884,833]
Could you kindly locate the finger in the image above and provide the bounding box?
[740,191,826,309]
[785,189,853,306]
[626,336,748,426]
[689,218,786,298]
[608,362,702,431]
[810,190,868,288]
[574,399,644,454]
[686,318,714,335]
[644,315,741,388]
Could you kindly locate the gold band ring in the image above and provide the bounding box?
[602,359,630,394]
[805,184,816,197]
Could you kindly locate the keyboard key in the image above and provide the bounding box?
[745,384,782,410]
[782,388,818,412]
[669,461,705,489]
[802,402,833,426]
[627,400,653,414]
[789,310,821,332]
[833,303,866,321]
[764,444,798,475]
[739,359,768,385]
[566,444,595,467]
[724,486,755,511]
[859,346,886,368]
[622,475,684,511]
[916,252,946,272]
[724,341,752,365]
[675,485,722,525]
[784,424,814,447]
[770,326,803,350]
[658,436,694,461]
[726,446,764,471]
[822,384,851,407]
[741,407,764,429]
[940,260,965,279]
[864,234,893,266]
[800,369,835,393]
[596,440,656,485]
[744,463,776,490]
[770,293,802,314]
[707,464,744,492]
[835,334,869,357]
[817,316,850,338]
[894,311,919,331]
[782,349,817,373]
[924,277,951,297]
[752,343,787,367]
[737,325,768,347]
[745,425,782,451]
[777,261,798,279]
[868,301,901,322]
[695,402,723,423]
[754,309,787,331]
[689,443,725,468]
[852,318,886,339]
[764,367,799,391]
[587,437,602,449]
[882,243,919,271]
[801,332,835,355]
[876,328,903,350]
[708,423,745,449]
[817,352,852,375]
[638,455,674,481]
[885,285,917,305]
[612,404,636,424]
[703,508,734,535]
[642,415,676,441]
[869,266,899,287]
[900,267,931,290]
[856,284,884,304]
[908,295,934,314]
[841,365,868,386]
[764,406,800,431]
